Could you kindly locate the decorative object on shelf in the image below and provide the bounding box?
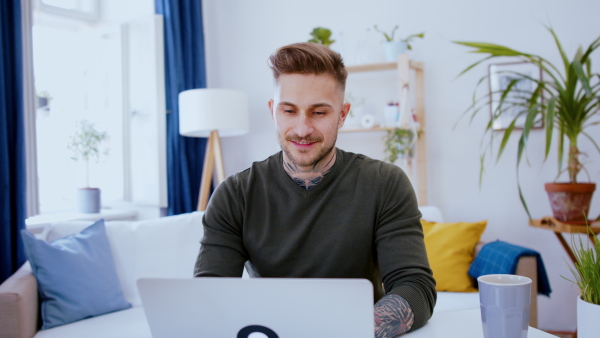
[308,27,335,47]
[383,102,400,128]
[455,27,600,221]
[562,225,600,337]
[383,88,421,164]
[360,114,376,129]
[343,92,365,129]
[67,120,109,213]
[373,25,424,62]
[383,128,417,163]
[178,88,249,211]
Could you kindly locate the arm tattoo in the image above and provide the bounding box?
[374,294,414,338]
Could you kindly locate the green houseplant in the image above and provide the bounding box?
[454,27,600,221]
[308,27,335,47]
[67,120,109,213]
[383,128,419,164]
[563,228,600,336]
[373,25,425,51]
[374,25,424,62]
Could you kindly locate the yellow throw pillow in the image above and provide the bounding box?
[420,220,487,292]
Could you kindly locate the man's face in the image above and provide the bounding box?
[268,73,350,169]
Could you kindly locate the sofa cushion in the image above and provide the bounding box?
[33,306,151,338]
[44,211,205,307]
[420,220,487,292]
[21,219,131,329]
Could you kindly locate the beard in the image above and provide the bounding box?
[279,133,337,168]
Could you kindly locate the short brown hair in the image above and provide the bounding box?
[268,42,347,90]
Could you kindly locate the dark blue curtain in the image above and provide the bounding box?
[0,0,26,283]
[155,0,208,215]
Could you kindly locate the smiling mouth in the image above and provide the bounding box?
[287,136,322,148]
[292,140,316,145]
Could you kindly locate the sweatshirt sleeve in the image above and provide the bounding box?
[375,163,436,330]
[194,175,247,278]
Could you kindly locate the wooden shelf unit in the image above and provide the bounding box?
[345,55,428,205]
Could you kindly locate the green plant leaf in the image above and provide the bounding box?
[544,97,557,160]
[573,60,593,95]
[548,27,571,72]
[454,28,600,212]
[497,119,517,162]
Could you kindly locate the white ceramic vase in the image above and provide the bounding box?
[77,187,101,213]
[384,41,407,62]
[578,296,600,338]
[343,106,363,129]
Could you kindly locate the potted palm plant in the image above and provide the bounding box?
[454,27,600,222]
[67,120,109,213]
[563,228,600,337]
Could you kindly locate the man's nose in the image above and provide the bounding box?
[293,113,314,137]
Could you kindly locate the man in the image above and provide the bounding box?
[194,42,436,337]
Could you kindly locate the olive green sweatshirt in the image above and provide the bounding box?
[194,148,436,329]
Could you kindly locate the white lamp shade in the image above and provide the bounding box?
[178,88,250,137]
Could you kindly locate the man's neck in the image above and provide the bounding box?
[282,151,337,190]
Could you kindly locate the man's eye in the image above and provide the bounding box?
[314,111,326,115]
[284,109,295,114]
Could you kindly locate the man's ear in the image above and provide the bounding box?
[268,99,274,121]
[338,102,351,129]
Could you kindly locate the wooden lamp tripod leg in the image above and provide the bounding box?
[197,130,226,211]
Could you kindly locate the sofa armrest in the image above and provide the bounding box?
[473,243,539,328]
[0,262,39,338]
[515,255,538,328]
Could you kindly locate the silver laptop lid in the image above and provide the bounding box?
[138,277,374,338]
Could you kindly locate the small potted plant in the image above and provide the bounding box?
[454,27,600,221]
[563,226,600,337]
[67,120,109,213]
[308,27,335,47]
[373,25,424,61]
[383,127,418,163]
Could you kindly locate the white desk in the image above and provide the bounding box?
[405,309,557,337]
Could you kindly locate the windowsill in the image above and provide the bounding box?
[25,207,139,234]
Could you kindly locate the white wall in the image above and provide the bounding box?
[203,0,600,331]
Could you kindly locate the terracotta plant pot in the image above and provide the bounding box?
[544,183,596,222]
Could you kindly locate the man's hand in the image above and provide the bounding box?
[374,294,414,338]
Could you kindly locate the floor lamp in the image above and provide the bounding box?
[178,89,249,211]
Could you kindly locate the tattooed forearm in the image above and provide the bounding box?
[374,294,414,338]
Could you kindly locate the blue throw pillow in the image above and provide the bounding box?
[21,219,131,329]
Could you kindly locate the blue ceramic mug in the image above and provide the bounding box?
[478,274,532,338]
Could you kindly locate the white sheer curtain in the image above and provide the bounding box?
[21,0,39,217]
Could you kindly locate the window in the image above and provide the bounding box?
[31,1,167,216]
[33,24,125,213]
[37,0,100,21]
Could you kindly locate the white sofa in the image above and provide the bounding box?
[0,207,538,338]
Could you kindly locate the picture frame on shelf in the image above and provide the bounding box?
[488,62,544,131]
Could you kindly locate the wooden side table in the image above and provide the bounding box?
[529,217,600,263]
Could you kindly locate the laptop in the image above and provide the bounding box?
[137,277,374,338]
